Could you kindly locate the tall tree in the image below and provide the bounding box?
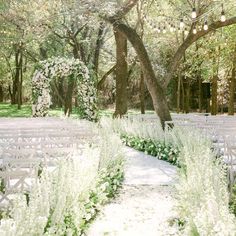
[228,45,236,115]
[102,0,236,127]
[113,28,128,117]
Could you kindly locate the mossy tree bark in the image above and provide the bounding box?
[113,29,128,118]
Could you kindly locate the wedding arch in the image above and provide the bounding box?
[32,57,97,120]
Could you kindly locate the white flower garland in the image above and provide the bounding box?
[32,57,97,120]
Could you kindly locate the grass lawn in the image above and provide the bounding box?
[0,103,155,118]
[0,103,66,118]
[0,103,32,117]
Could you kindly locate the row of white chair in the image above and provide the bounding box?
[0,118,95,206]
[164,118,236,195]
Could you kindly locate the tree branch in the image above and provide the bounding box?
[106,0,139,22]
[74,24,87,37]
[93,22,105,74]
[97,64,116,90]
[23,50,39,63]
[52,80,65,105]
[164,16,236,88]
[3,53,14,78]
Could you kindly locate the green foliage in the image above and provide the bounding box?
[121,134,179,164]
[99,161,124,198]
[53,162,124,235]
[0,178,5,193]
[63,214,78,236]
[79,162,124,234]
[230,185,236,216]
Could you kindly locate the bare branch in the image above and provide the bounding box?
[74,24,87,37]
[97,64,116,90]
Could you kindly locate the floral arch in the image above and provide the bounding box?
[32,57,97,120]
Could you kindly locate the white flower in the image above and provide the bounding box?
[32,57,97,120]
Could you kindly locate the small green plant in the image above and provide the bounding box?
[121,134,179,164]
[230,184,236,216]
[79,162,124,235]
[0,178,5,193]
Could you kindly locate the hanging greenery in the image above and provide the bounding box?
[32,57,97,120]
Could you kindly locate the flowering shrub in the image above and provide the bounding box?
[79,161,124,233]
[121,134,179,164]
[101,117,236,235]
[107,117,165,142]
[100,117,178,164]
[32,57,97,120]
[167,127,236,235]
[0,128,124,235]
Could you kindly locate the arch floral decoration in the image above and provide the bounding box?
[32,57,97,120]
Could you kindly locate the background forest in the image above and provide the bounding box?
[0,0,236,124]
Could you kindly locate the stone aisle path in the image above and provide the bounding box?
[87,147,178,236]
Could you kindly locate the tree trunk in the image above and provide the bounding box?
[18,50,23,108]
[177,74,181,113]
[113,29,128,117]
[211,75,218,115]
[8,85,13,104]
[58,78,64,108]
[64,77,75,116]
[140,72,145,114]
[111,22,171,128]
[184,79,190,113]
[228,46,236,115]
[72,40,80,60]
[211,51,220,116]
[12,55,18,105]
[97,65,116,90]
[0,85,3,102]
[51,79,65,108]
[198,78,202,112]
[181,78,185,113]
[14,46,23,109]
[93,22,105,76]
[63,44,80,115]
[39,47,48,60]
